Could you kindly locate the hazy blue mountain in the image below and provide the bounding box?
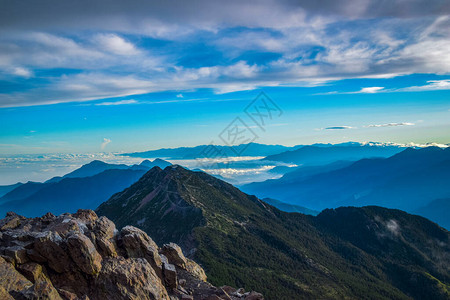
[242,147,450,228]
[48,160,130,183]
[129,158,172,170]
[0,169,147,217]
[262,198,319,215]
[97,165,450,300]
[263,143,405,165]
[0,181,53,205]
[414,198,450,230]
[0,182,23,198]
[122,142,300,159]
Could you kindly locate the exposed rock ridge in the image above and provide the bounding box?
[0,210,263,300]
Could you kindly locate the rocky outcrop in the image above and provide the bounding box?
[0,210,262,300]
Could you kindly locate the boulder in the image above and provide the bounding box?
[16,262,63,299]
[33,231,71,273]
[96,257,169,300]
[186,258,207,281]
[0,256,33,295]
[163,263,177,290]
[4,245,28,264]
[161,243,187,269]
[120,226,162,272]
[66,233,102,275]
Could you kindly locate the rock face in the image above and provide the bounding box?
[0,210,262,300]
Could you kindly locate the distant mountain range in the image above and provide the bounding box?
[0,159,171,217]
[120,141,415,160]
[121,142,300,159]
[97,165,450,300]
[263,142,406,165]
[242,146,450,229]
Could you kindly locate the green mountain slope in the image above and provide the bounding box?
[97,166,450,300]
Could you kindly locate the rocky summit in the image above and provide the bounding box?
[0,210,263,300]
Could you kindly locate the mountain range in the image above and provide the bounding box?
[242,146,450,229]
[0,159,172,217]
[97,165,450,300]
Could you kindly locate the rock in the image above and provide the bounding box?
[221,286,236,295]
[67,233,102,275]
[16,262,63,299]
[0,211,263,300]
[120,226,162,272]
[186,259,207,281]
[4,245,28,264]
[73,209,98,224]
[0,212,25,230]
[163,263,177,290]
[161,243,187,269]
[0,256,33,295]
[92,216,118,257]
[33,231,71,273]
[96,257,169,300]
[245,291,264,300]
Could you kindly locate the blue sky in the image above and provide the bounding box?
[0,0,449,154]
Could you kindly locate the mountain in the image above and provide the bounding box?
[261,198,319,215]
[0,159,172,209]
[122,143,299,159]
[0,169,148,217]
[414,198,450,230]
[129,158,173,171]
[97,165,450,300]
[242,147,450,226]
[263,143,405,165]
[45,160,130,183]
[0,182,22,198]
[0,210,261,299]
[0,181,52,205]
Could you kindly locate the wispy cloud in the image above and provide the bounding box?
[101,138,111,150]
[365,122,415,128]
[95,99,138,106]
[1,1,450,107]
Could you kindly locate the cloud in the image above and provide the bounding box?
[176,94,183,98]
[1,1,450,107]
[101,138,111,150]
[95,99,138,106]
[356,87,384,93]
[365,122,415,128]
[12,67,33,78]
[325,126,354,130]
[397,79,450,92]
[94,34,139,55]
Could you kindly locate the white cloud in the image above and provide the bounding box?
[397,79,450,92]
[12,67,33,78]
[95,99,138,106]
[365,122,415,128]
[95,34,139,55]
[101,138,111,150]
[176,94,183,98]
[357,87,384,93]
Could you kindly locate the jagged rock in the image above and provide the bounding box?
[0,212,25,230]
[16,262,62,299]
[0,256,33,295]
[244,291,264,300]
[120,226,162,273]
[66,233,102,275]
[163,263,178,290]
[4,245,28,264]
[0,210,263,300]
[161,243,187,269]
[96,257,169,300]
[186,259,207,282]
[33,231,71,273]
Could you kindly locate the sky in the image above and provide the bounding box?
[0,0,450,155]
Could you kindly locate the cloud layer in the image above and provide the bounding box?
[0,0,449,107]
